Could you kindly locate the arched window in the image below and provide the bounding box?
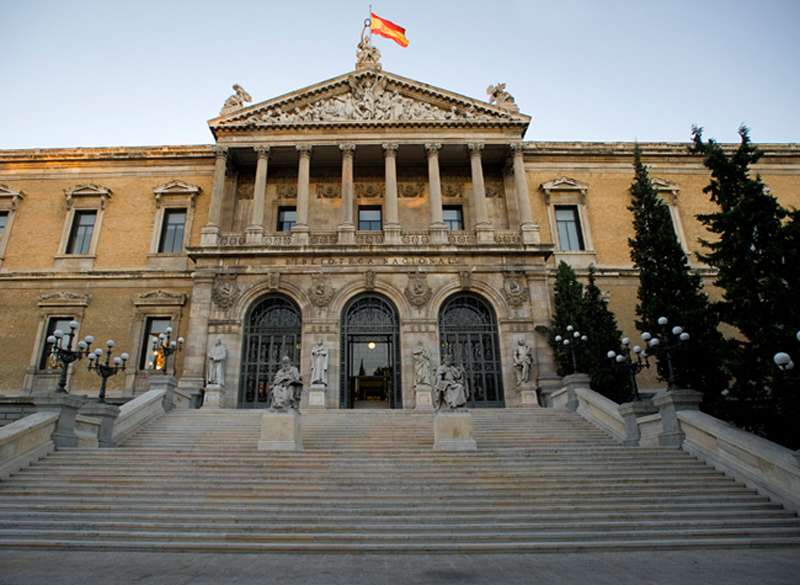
[438,293,504,407]
[238,294,302,408]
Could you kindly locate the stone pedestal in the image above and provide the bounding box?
[383,224,401,245]
[149,374,177,412]
[414,385,434,410]
[202,383,223,409]
[337,224,356,245]
[258,409,303,451]
[476,225,495,244]
[653,389,703,448]
[536,374,565,407]
[562,372,591,411]
[520,223,540,244]
[307,385,327,409]
[245,226,264,246]
[517,382,540,408]
[618,400,658,447]
[433,410,476,451]
[33,394,86,449]
[79,402,121,448]
[200,225,220,247]
[430,225,448,245]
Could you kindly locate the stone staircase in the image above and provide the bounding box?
[0,408,799,553]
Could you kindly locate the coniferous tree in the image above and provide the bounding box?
[690,126,800,447]
[627,144,728,411]
[537,261,585,377]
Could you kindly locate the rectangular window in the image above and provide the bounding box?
[277,207,297,232]
[39,317,73,369]
[158,209,186,253]
[555,206,585,251]
[358,206,382,231]
[442,206,464,231]
[66,211,96,255]
[0,211,7,242]
[140,317,172,370]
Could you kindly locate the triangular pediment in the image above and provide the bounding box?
[540,177,589,192]
[209,70,530,136]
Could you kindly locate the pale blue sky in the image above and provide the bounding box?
[1,0,798,149]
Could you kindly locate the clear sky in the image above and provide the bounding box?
[1,0,798,149]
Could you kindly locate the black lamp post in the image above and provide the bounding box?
[87,340,130,403]
[555,325,588,374]
[607,337,650,402]
[47,320,95,394]
[641,316,690,390]
[151,327,184,376]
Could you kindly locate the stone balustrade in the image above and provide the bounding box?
[0,411,58,479]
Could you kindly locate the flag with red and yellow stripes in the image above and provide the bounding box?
[371,13,409,47]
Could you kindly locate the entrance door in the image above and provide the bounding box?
[340,293,401,409]
[238,294,302,409]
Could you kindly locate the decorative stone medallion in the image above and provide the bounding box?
[309,272,335,308]
[503,272,527,308]
[365,270,376,291]
[211,274,239,311]
[404,272,432,308]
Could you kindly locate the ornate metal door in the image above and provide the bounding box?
[340,293,402,409]
[238,294,302,409]
[438,293,504,408]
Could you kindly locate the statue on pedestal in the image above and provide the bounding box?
[310,338,329,387]
[513,337,535,386]
[206,337,227,386]
[356,20,381,66]
[270,356,303,412]
[434,355,468,410]
[413,341,432,388]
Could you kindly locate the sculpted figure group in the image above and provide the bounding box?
[434,355,469,411]
[270,356,303,412]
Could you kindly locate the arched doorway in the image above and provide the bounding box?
[238,294,302,409]
[438,292,505,408]
[339,293,401,409]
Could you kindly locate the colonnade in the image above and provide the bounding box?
[201,142,539,247]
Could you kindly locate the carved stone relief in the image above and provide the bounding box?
[404,272,432,308]
[37,292,91,307]
[485,183,504,198]
[211,274,239,311]
[399,183,425,198]
[459,270,472,290]
[309,273,335,308]
[268,272,281,291]
[503,272,528,308]
[364,270,376,290]
[355,183,384,199]
[277,185,298,199]
[316,184,341,199]
[442,183,463,198]
[236,174,255,200]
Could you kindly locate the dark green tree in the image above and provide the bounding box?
[627,144,728,412]
[690,126,800,447]
[537,261,585,377]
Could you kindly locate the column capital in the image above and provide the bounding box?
[382,143,399,156]
[212,145,229,159]
[509,142,525,156]
[467,143,485,155]
[253,145,271,159]
[339,142,356,156]
[424,143,442,157]
[296,144,313,158]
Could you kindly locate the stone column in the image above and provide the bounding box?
[425,143,448,245]
[246,145,270,245]
[653,389,703,448]
[510,143,540,244]
[382,143,401,244]
[468,143,494,243]
[291,144,312,246]
[338,143,356,244]
[201,145,229,247]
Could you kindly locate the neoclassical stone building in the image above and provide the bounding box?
[1,55,798,409]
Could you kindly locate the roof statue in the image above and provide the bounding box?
[220,84,252,116]
[486,83,519,113]
[356,19,381,70]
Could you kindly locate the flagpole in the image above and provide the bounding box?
[368,5,372,40]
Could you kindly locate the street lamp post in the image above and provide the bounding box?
[87,340,130,403]
[47,320,95,394]
[773,330,800,383]
[641,316,690,390]
[607,337,650,402]
[151,327,184,376]
[555,325,588,375]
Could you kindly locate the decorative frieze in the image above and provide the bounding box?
[448,232,477,245]
[316,184,340,199]
[398,183,425,198]
[263,235,293,246]
[355,183,384,199]
[37,292,91,307]
[276,185,298,199]
[133,291,187,307]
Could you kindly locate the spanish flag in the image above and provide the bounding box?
[371,13,409,47]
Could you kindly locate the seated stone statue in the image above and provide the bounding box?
[434,355,468,410]
[270,356,303,411]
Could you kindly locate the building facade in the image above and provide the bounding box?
[1,58,798,409]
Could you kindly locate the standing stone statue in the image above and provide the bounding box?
[513,337,535,386]
[310,338,329,387]
[413,341,432,387]
[206,337,227,386]
[434,356,469,410]
[270,356,303,411]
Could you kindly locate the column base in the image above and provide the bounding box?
[290,225,309,246]
[414,385,434,410]
[383,224,402,245]
[245,226,264,246]
[258,409,303,451]
[520,223,541,244]
[476,224,495,244]
[430,224,448,245]
[200,225,221,247]
[337,224,356,245]
[433,410,476,451]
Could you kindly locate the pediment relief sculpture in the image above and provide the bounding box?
[133,290,188,307]
[37,291,92,307]
[63,183,112,210]
[153,180,201,209]
[541,177,589,205]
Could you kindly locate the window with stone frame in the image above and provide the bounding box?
[158,209,187,253]
[554,205,585,251]
[0,184,25,269]
[358,206,382,231]
[277,206,297,232]
[39,317,74,370]
[540,177,596,268]
[140,317,172,371]
[147,181,199,270]
[54,184,111,271]
[442,205,464,231]
[66,210,97,255]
